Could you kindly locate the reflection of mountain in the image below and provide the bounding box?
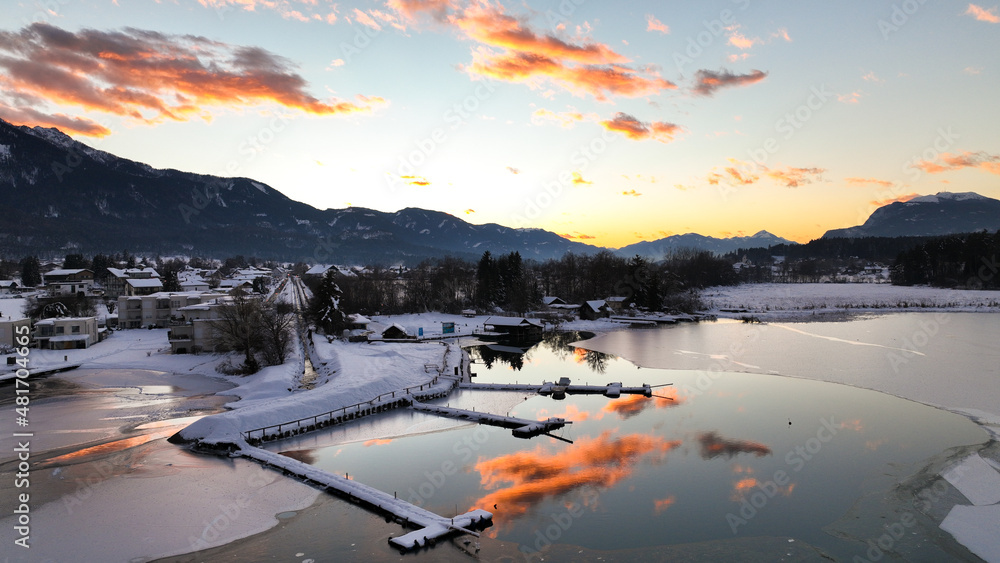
[471,430,683,523]
[697,432,771,459]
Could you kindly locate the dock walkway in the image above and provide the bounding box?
[410,401,571,439]
[240,446,492,550]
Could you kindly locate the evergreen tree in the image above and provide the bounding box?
[162,270,181,292]
[20,256,41,287]
[64,253,89,269]
[309,270,346,335]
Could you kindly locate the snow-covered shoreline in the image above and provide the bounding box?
[702,283,1000,320]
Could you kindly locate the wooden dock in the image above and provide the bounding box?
[240,446,492,551]
[459,379,657,399]
[410,401,571,439]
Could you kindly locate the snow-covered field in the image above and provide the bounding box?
[703,283,1000,318]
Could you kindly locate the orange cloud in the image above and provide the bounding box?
[464,208,475,214]
[706,158,760,186]
[600,112,681,143]
[0,104,111,137]
[837,91,863,104]
[197,0,340,24]
[364,438,393,446]
[692,69,768,96]
[506,166,521,174]
[653,495,676,513]
[530,107,590,127]
[764,166,825,187]
[646,15,670,34]
[602,390,682,419]
[868,194,919,206]
[0,23,384,135]
[697,431,771,459]
[913,151,1000,175]
[400,174,431,186]
[622,189,642,197]
[385,0,676,101]
[966,3,1000,22]
[571,171,592,185]
[846,177,894,188]
[471,431,683,518]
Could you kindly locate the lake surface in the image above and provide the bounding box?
[169,315,994,562]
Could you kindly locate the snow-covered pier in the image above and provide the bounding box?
[239,446,492,551]
[410,401,571,439]
[459,378,657,399]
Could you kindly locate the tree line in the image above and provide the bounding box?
[891,230,1000,289]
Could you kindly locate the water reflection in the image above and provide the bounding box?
[470,330,615,373]
[697,431,772,459]
[470,430,683,521]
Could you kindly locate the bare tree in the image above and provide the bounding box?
[209,289,263,374]
[260,301,295,366]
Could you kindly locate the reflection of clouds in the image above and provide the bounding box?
[471,431,683,520]
[363,438,393,447]
[839,419,864,432]
[538,403,600,422]
[603,388,684,419]
[278,449,316,465]
[697,431,771,459]
[653,495,676,514]
[729,477,795,501]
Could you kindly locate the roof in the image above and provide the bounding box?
[108,267,160,279]
[47,335,91,342]
[348,313,371,325]
[305,264,331,275]
[542,296,565,305]
[180,280,209,287]
[0,280,17,287]
[585,300,607,311]
[126,278,163,288]
[381,323,408,335]
[44,268,91,276]
[484,316,543,328]
[606,296,628,303]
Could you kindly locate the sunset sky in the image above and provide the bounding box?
[4,0,999,247]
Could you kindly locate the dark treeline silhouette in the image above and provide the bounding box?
[891,230,1000,288]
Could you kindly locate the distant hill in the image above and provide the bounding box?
[823,192,1000,238]
[0,118,600,263]
[615,230,796,259]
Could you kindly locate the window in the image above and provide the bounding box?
[56,326,64,334]
[72,326,80,334]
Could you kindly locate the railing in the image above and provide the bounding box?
[242,375,443,443]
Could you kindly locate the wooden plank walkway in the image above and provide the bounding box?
[410,401,571,439]
[459,380,656,398]
[240,446,492,551]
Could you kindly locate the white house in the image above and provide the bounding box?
[33,317,99,349]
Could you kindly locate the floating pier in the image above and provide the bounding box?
[240,446,492,551]
[410,401,571,439]
[459,378,657,399]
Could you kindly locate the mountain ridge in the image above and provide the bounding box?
[822,192,1000,239]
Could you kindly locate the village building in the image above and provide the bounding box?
[33,316,100,349]
[104,267,161,298]
[0,318,32,349]
[117,292,229,329]
[168,299,231,354]
[581,300,610,320]
[0,280,19,294]
[42,268,95,296]
[482,317,544,340]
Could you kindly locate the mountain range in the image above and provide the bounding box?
[2,117,997,264]
[821,192,1000,238]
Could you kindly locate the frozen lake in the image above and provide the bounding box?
[162,314,996,562]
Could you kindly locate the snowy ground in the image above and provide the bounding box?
[702,283,1000,319]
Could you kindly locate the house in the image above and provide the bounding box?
[346,314,372,330]
[0,318,32,349]
[483,317,544,340]
[381,323,410,340]
[217,279,254,293]
[606,296,629,313]
[125,277,164,296]
[581,300,609,320]
[42,269,95,295]
[0,280,19,295]
[33,317,99,349]
[117,292,229,329]
[179,279,210,292]
[542,296,567,307]
[105,267,161,298]
[168,299,231,354]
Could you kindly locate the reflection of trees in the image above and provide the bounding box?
[583,349,612,374]
[471,345,526,371]
[540,330,594,359]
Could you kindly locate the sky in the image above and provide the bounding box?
[3,0,999,248]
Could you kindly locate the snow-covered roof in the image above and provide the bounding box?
[484,317,542,328]
[108,267,160,279]
[542,296,565,305]
[46,334,91,343]
[126,278,163,288]
[0,280,17,287]
[305,264,332,275]
[348,313,371,325]
[44,268,90,276]
[585,300,607,311]
[180,280,209,287]
[606,296,628,303]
